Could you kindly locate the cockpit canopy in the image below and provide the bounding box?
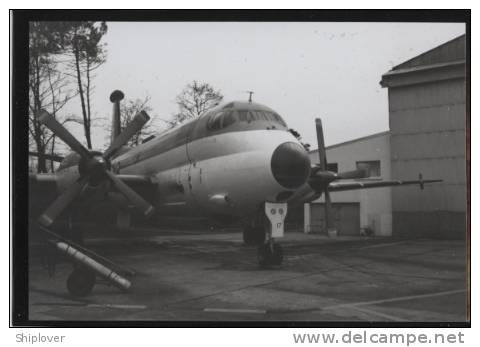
[203,101,288,132]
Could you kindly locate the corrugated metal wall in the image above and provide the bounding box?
[389,77,466,238]
[309,203,361,236]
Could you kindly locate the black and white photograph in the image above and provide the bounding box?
[11,10,470,329]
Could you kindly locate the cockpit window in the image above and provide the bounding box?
[207,111,223,130]
[237,110,251,123]
[206,108,287,131]
[271,112,287,127]
[253,111,267,121]
[246,110,287,127]
[222,111,236,127]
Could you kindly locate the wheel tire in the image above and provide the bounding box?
[257,244,283,267]
[257,244,270,267]
[257,243,277,267]
[66,266,96,297]
[271,244,284,265]
[243,226,266,246]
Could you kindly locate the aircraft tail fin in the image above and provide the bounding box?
[109,90,125,145]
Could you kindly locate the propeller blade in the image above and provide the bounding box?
[336,169,368,180]
[38,176,89,227]
[103,111,150,159]
[37,110,91,159]
[105,170,154,218]
[315,118,327,170]
[324,189,335,234]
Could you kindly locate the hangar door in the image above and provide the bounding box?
[310,203,360,236]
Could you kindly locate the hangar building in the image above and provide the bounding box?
[381,34,466,239]
[304,34,466,239]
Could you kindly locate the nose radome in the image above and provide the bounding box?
[271,142,311,189]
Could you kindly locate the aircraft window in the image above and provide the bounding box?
[356,160,380,177]
[233,109,288,128]
[327,163,338,173]
[271,112,287,127]
[254,111,269,121]
[222,111,236,128]
[269,112,279,122]
[262,111,272,121]
[265,111,279,122]
[207,112,223,131]
[238,110,252,123]
[207,111,238,130]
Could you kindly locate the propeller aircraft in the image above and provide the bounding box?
[29,90,442,296]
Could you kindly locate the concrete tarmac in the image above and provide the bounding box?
[28,229,468,322]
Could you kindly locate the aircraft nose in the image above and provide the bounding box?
[271,142,311,189]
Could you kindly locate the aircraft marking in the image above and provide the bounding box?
[356,241,406,250]
[204,308,266,314]
[347,306,405,321]
[162,202,187,206]
[322,289,466,310]
[87,304,147,310]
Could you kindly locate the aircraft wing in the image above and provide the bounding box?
[112,174,158,195]
[327,178,442,192]
[29,172,57,186]
[29,173,157,192]
[114,174,157,185]
[29,172,157,221]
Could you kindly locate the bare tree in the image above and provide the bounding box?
[44,63,78,171]
[28,21,77,173]
[102,95,159,148]
[170,80,223,128]
[64,21,108,149]
[120,96,157,147]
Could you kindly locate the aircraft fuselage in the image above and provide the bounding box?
[56,101,312,223]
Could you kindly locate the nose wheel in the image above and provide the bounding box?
[257,242,283,267]
[252,201,287,267]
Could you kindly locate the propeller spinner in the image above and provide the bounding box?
[36,106,154,227]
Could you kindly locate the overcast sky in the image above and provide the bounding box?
[71,21,465,150]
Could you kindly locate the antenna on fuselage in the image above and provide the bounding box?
[244,90,254,103]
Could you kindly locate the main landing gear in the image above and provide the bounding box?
[40,226,133,297]
[243,225,266,246]
[66,265,96,297]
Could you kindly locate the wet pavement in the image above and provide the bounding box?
[28,229,468,323]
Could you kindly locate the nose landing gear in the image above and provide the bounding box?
[255,201,288,267]
[257,241,283,267]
